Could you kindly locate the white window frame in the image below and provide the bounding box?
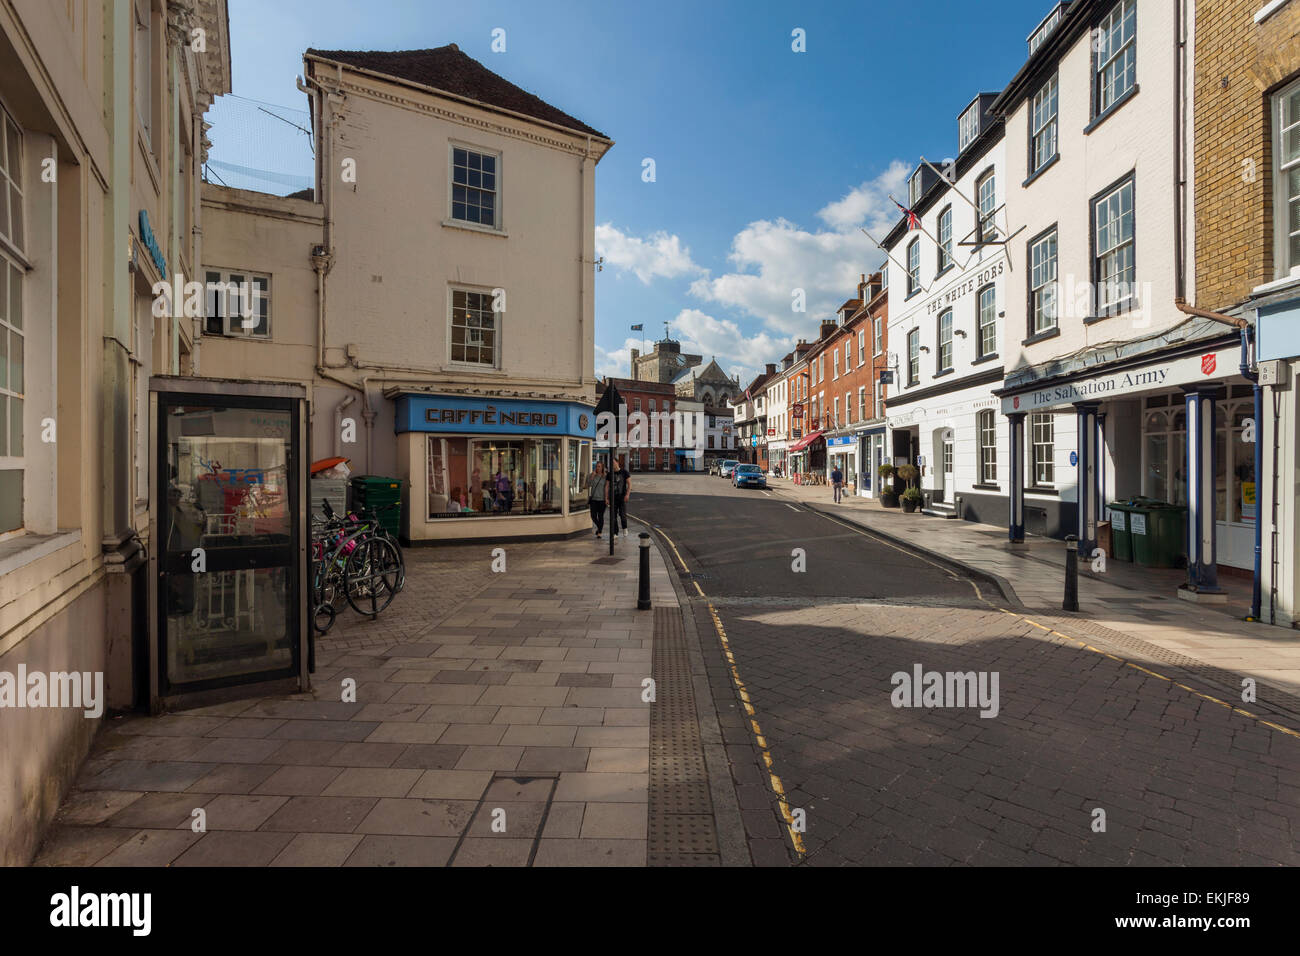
[833,350,839,379]
[858,386,866,422]
[873,316,882,356]
[907,329,920,385]
[1095,0,1137,116]
[978,284,997,357]
[958,104,980,153]
[938,206,953,271]
[448,285,501,369]
[858,329,865,365]
[1274,77,1300,278]
[937,310,953,372]
[1093,176,1135,316]
[1030,228,1058,334]
[978,409,997,483]
[907,238,921,295]
[977,172,998,242]
[1031,75,1059,173]
[1031,411,1055,487]
[448,142,502,231]
[203,268,271,338]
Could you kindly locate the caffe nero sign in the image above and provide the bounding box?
[394,395,594,436]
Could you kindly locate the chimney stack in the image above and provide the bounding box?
[766,363,777,375]
[630,348,639,376]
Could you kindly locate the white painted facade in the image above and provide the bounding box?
[882,105,1010,524]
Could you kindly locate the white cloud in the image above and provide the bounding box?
[594,336,642,379]
[816,159,912,233]
[670,308,793,387]
[688,161,910,333]
[596,223,704,284]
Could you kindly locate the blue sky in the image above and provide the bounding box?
[209,0,1055,387]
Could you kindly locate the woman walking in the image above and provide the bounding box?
[588,459,609,538]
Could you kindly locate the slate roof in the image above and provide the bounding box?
[305,43,608,139]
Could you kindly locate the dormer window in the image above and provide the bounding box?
[1028,3,1067,56]
[958,102,981,153]
[908,169,924,207]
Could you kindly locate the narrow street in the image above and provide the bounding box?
[631,473,1300,866]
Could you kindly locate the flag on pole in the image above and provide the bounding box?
[892,197,921,231]
[630,324,644,331]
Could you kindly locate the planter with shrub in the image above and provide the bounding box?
[901,486,923,513]
[877,463,899,508]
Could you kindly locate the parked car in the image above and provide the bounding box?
[719,459,739,479]
[732,464,767,489]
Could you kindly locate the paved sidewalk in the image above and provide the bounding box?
[769,477,1300,698]
[32,532,696,867]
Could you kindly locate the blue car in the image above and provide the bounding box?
[732,464,767,489]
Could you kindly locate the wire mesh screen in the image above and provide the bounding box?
[204,93,315,197]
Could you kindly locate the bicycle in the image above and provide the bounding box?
[310,500,406,632]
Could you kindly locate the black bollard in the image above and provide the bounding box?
[1063,534,1079,612]
[637,532,652,610]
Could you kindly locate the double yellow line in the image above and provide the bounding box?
[649,523,807,857]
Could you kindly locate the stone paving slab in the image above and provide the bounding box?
[32,534,701,867]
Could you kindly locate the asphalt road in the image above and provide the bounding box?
[631,473,1300,867]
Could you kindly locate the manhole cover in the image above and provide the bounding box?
[590,556,626,565]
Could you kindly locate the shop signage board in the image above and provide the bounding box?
[1001,346,1239,414]
[395,395,594,437]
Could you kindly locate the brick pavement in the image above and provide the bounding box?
[770,477,1300,698]
[31,532,707,867]
[694,596,1300,867]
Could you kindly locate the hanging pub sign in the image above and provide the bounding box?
[792,403,804,419]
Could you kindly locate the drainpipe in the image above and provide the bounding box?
[333,393,356,458]
[360,375,377,473]
[192,110,204,374]
[1173,0,1186,302]
[1174,299,1262,621]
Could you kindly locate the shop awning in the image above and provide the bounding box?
[789,430,824,453]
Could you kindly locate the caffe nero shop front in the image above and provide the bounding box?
[394,393,597,542]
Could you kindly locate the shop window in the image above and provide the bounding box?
[450,145,499,228]
[449,288,498,367]
[1030,412,1054,487]
[1142,406,1187,506]
[427,436,562,517]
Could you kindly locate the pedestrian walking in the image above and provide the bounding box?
[608,454,631,539]
[831,464,844,503]
[588,459,609,538]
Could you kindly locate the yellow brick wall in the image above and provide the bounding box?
[1194,0,1300,309]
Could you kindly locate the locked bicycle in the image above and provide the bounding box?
[310,500,405,633]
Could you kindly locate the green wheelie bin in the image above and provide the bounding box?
[1145,502,1188,568]
[1107,501,1135,562]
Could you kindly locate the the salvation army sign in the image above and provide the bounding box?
[1001,346,1235,414]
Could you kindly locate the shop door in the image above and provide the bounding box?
[153,384,306,708]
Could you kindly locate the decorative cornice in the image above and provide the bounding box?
[338,78,595,157]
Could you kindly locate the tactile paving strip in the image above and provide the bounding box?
[648,606,720,864]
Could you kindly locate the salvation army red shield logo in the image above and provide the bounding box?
[1013,396,1020,409]
[1201,353,1216,376]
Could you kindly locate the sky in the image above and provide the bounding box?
[208,0,1056,388]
